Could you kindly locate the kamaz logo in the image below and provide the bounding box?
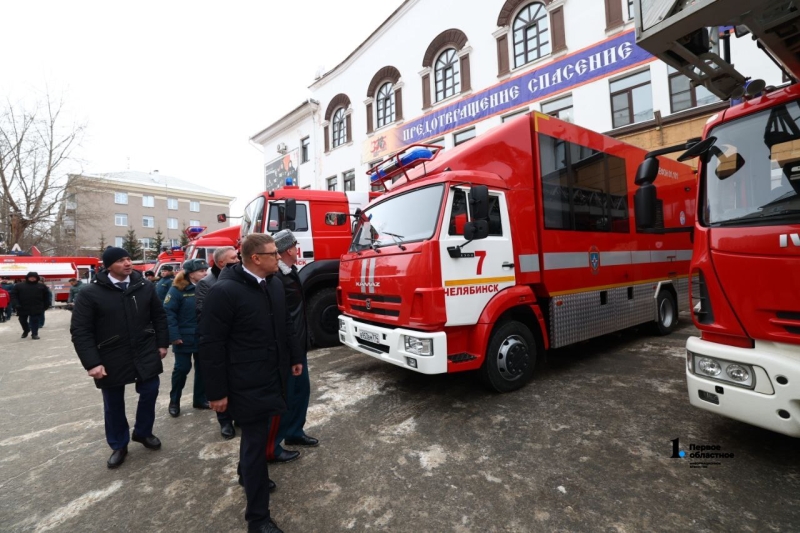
[780,233,800,248]
[355,281,381,288]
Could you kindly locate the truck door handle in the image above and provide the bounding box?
[303,251,314,258]
[502,262,515,269]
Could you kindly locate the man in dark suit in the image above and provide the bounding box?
[70,247,169,469]
[199,234,302,533]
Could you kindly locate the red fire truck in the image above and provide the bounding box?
[238,184,376,346]
[337,113,695,392]
[153,247,184,277]
[184,225,241,267]
[632,0,800,436]
[1,251,99,302]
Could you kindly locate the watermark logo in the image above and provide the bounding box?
[670,437,734,468]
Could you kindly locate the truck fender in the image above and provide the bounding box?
[467,286,549,367]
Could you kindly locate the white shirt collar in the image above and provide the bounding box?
[242,265,265,285]
[107,273,131,285]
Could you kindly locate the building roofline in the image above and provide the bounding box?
[309,0,417,90]
[70,173,235,203]
[249,100,319,145]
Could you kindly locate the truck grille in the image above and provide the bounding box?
[347,293,402,319]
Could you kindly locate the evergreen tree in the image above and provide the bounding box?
[153,227,165,253]
[122,227,143,261]
[98,234,106,256]
[179,228,189,247]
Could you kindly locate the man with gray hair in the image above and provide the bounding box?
[199,233,302,533]
[195,245,239,439]
[267,230,318,464]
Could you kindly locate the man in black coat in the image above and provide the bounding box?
[267,230,318,464]
[70,247,169,469]
[11,272,50,340]
[195,245,239,440]
[199,233,302,533]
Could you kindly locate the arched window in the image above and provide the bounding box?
[376,82,395,128]
[435,48,461,102]
[332,108,347,148]
[513,2,550,68]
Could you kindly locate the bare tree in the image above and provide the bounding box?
[0,92,84,251]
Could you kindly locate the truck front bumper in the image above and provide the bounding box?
[686,336,800,437]
[338,315,448,374]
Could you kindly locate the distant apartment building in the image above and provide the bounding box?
[59,171,235,257]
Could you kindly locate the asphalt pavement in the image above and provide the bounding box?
[1,308,798,532]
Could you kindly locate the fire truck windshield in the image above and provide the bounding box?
[351,184,444,252]
[704,101,800,226]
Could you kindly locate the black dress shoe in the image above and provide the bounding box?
[168,402,180,417]
[192,401,211,410]
[107,447,128,469]
[249,518,283,533]
[220,421,235,440]
[131,432,162,450]
[238,475,276,492]
[21,332,28,338]
[31,335,40,340]
[285,435,319,447]
[267,449,300,464]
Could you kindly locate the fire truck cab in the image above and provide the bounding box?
[632,0,800,436]
[184,225,241,267]
[239,184,375,346]
[338,112,695,392]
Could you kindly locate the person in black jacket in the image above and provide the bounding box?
[164,258,209,417]
[195,245,239,440]
[267,230,318,464]
[199,233,302,533]
[11,272,50,340]
[155,265,175,301]
[70,247,169,469]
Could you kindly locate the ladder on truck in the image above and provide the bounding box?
[633,0,800,98]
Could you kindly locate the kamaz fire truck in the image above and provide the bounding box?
[337,112,695,392]
[238,183,377,346]
[632,0,800,436]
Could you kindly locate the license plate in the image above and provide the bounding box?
[359,331,380,344]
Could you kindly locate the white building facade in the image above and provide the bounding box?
[251,0,783,193]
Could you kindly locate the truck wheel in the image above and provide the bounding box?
[653,290,678,336]
[479,320,536,393]
[308,287,340,347]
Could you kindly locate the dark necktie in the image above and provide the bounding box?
[259,279,269,293]
[115,282,128,291]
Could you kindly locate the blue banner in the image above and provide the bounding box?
[398,31,653,146]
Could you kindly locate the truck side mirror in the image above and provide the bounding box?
[463,220,489,241]
[284,198,297,222]
[325,212,348,226]
[217,213,227,223]
[634,183,658,229]
[634,157,659,186]
[469,185,490,220]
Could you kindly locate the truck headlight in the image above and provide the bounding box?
[339,318,345,332]
[404,336,432,356]
[690,353,754,388]
[726,364,750,382]
[697,357,721,376]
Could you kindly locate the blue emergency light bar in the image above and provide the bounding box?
[185,226,206,236]
[367,144,442,187]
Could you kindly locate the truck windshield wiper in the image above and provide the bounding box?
[377,231,406,251]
